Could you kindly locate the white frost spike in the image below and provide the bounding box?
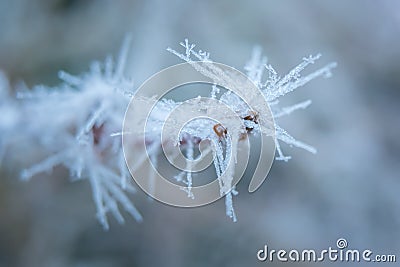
[225,191,237,222]
[275,125,317,154]
[179,136,195,199]
[263,56,337,102]
[244,46,267,87]
[273,100,312,118]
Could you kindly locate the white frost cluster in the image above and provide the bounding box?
[168,40,337,161]
[0,38,335,228]
[10,37,142,230]
[167,39,336,220]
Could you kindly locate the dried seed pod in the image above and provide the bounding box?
[213,123,227,138]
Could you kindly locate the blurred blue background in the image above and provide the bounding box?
[0,0,399,266]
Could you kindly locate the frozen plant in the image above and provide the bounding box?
[166,39,336,220]
[0,38,336,228]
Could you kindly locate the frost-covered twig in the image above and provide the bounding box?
[0,38,336,227]
[9,37,141,230]
[167,39,336,219]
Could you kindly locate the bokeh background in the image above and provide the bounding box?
[1,0,399,266]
